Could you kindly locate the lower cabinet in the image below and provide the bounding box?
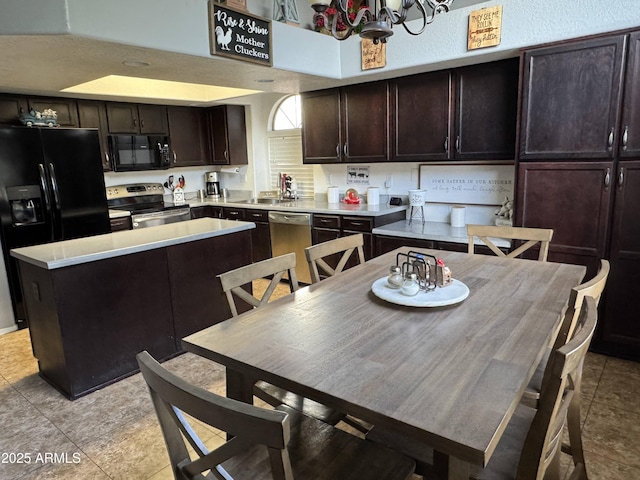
[190,206,222,219]
[374,235,501,257]
[109,216,132,231]
[245,209,271,262]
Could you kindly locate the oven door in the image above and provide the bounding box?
[131,207,191,229]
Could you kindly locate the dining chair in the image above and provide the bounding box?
[367,297,597,480]
[136,351,416,480]
[218,252,345,427]
[521,259,609,475]
[467,224,554,261]
[304,233,365,284]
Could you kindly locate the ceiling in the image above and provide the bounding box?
[0,0,488,106]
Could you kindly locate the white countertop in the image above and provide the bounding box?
[10,218,255,270]
[372,220,511,247]
[108,209,131,219]
[188,198,407,217]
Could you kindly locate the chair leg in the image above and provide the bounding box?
[562,376,587,472]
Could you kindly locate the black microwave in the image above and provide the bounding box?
[108,135,171,172]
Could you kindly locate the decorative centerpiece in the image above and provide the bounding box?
[495,196,513,226]
[19,109,58,127]
[371,250,468,307]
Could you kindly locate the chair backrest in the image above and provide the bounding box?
[467,225,554,261]
[218,252,298,317]
[137,351,294,480]
[552,259,610,350]
[516,296,598,479]
[304,234,365,284]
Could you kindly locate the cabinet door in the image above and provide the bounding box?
[77,101,111,171]
[519,35,626,160]
[210,105,248,165]
[454,59,518,159]
[0,95,28,124]
[302,90,342,163]
[106,103,139,133]
[391,70,451,162]
[28,98,79,127]
[620,32,640,158]
[516,162,613,277]
[138,104,168,134]
[168,107,211,166]
[342,82,389,162]
[600,161,640,358]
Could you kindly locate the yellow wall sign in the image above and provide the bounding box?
[468,5,502,50]
[361,38,386,70]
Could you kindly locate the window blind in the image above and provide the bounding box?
[268,133,314,198]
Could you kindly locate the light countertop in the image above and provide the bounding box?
[372,220,511,247]
[187,198,407,217]
[10,218,255,270]
[108,209,131,219]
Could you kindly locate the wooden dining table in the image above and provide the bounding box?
[182,247,586,479]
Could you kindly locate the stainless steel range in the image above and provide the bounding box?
[106,183,191,229]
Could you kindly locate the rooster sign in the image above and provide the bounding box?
[215,26,232,51]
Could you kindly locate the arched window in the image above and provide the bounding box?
[268,95,313,198]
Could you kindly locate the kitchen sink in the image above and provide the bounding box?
[237,198,285,205]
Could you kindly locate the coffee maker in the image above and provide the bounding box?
[205,171,221,198]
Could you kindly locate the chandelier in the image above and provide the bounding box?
[309,0,455,44]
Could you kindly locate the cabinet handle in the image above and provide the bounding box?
[350,222,363,226]
[320,219,330,223]
[455,135,460,153]
[173,151,177,163]
[343,143,348,156]
[133,118,138,128]
[618,167,625,187]
[336,143,340,157]
[105,152,110,167]
[444,136,449,152]
[604,168,611,188]
[622,126,629,151]
[251,213,261,218]
[607,128,615,151]
[140,119,145,129]
[224,150,228,160]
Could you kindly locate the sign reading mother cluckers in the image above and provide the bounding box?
[208,2,272,67]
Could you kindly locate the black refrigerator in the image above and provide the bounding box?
[0,126,111,328]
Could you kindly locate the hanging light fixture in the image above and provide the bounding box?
[309,0,454,44]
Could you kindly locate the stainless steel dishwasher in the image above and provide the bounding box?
[268,211,312,284]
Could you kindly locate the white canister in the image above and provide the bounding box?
[327,186,339,204]
[367,187,380,205]
[450,205,466,228]
[408,189,426,206]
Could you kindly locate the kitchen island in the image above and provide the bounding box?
[11,218,255,399]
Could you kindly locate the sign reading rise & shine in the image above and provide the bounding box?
[208,2,272,66]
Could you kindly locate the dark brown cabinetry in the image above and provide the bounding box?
[454,59,519,160]
[167,107,211,167]
[517,30,640,360]
[391,70,451,162]
[0,96,28,124]
[517,162,612,279]
[106,103,168,134]
[221,206,246,221]
[109,216,132,231]
[209,105,248,165]
[519,35,626,160]
[245,209,271,262]
[77,100,111,171]
[190,206,222,219]
[374,235,498,257]
[602,161,640,358]
[27,98,79,127]
[302,82,389,163]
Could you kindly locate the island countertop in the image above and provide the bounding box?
[10,218,255,270]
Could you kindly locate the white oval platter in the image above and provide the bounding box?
[371,277,470,307]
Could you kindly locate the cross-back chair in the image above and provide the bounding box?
[521,259,609,476]
[304,233,365,284]
[136,351,415,480]
[218,252,345,427]
[467,224,554,261]
[367,297,598,480]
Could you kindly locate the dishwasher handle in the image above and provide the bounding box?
[268,211,312,225]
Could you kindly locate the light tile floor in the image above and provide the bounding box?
[0,280,639,479]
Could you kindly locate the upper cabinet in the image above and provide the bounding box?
[519,35,626,160]
[620,31,640,158]
[106,103,168,134]
[302,82,389,164]
[0,96,28,124]
[27,98,79,127]
[208,105,248,165]
[302,59,518,164]
[77,100,111,171]
[167,107,211,167]
[390,70,451,162]
[454,59,519,160]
